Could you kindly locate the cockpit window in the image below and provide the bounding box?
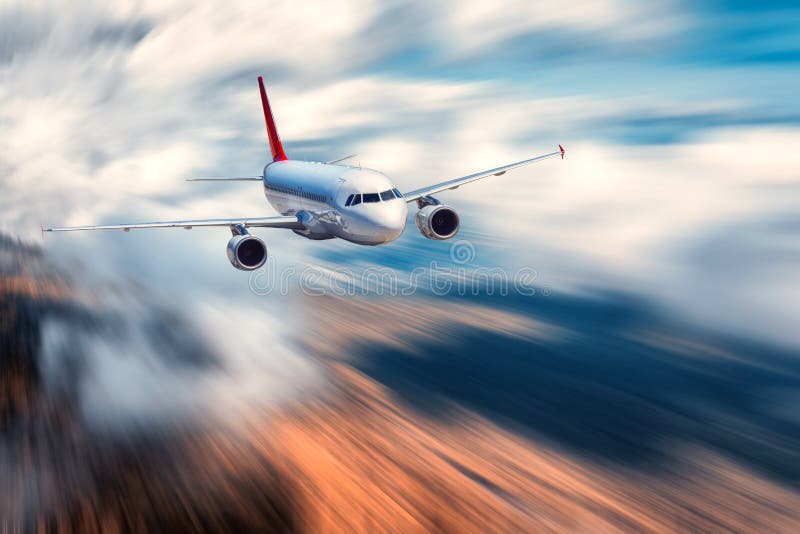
[347,191,401,207]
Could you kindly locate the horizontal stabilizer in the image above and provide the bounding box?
[325,154,357,165]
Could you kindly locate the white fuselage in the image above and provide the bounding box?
[263,160,408,245]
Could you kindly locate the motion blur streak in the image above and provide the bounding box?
[242,367,799,532]
[3,0,800,531]
[2,237,799,531]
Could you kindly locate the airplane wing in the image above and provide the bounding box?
[43,215,304,232]
[402,145,565,203]
[185,177,262,182]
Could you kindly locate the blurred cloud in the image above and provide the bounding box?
[436,0,686,59]
[1,3,800,528]
[0,0,798,349]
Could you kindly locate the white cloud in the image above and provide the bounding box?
[125,0,378,90]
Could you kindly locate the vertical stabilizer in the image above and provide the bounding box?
[258,76,288,162]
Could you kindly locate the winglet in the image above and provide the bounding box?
[258,76,288,162]
[559,144,566,159]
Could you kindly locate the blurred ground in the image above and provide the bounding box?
[2,235,800,532]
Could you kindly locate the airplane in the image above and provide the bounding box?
[44,76,565,271]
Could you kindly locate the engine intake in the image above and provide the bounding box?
[227,234,267,271]
[415,204,460,240]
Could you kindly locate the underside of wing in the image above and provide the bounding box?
[402,145,565,202]
[44,215,304,232]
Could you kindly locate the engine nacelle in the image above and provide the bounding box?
[415,204,460,240]
[226,234,267,271]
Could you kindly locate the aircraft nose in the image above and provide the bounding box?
[371,202,407,242]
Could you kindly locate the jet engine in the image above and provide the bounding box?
[415,204,460,240]
[226,229,267,271]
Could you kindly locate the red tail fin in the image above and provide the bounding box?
[258,76,287,162]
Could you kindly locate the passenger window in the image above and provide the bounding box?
[380,190,394,201]
[363,193,380,203]
[392,188,403,198]
[351,194,362,206]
